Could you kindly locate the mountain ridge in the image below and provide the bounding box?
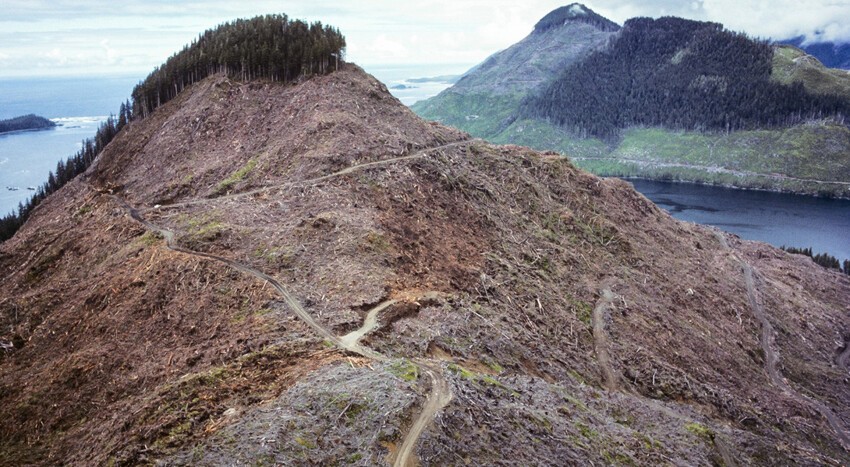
[1,17,849,466]
[413,7,850,198]
[781,36,850,70]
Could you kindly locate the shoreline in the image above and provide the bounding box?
[613,175,850,201]
[0,125,58,137]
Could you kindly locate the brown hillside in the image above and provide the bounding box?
[1,64,848,466]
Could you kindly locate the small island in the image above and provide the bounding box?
[0,114,57,135]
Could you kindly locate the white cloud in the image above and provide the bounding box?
[0,1,847,78]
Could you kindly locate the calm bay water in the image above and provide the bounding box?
[0,75,137,216]
[629,179,850,262]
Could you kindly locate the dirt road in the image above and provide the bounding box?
[715,230,850,451]
[111,191,456,462]
[393,361,452,467]
[113,195,381,360]
[339,299,398,349]
[151,139,477,212]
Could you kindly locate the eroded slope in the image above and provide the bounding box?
[1,65,848,466]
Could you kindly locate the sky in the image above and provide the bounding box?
[1,0,849,78]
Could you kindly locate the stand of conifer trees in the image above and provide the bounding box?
[0,14,346,242]
[522,17,850,139]
[781,246,850,275]
[131,14,345,118]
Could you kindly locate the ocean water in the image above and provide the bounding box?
[0,75,135,216]
[0,75,138,120]
[363,63,468,105]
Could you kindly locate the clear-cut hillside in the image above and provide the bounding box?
[0,63,848,466]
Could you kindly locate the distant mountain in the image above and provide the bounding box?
[413,6,850,198]
[523,17,850,139]
[0,114,56,134]
[412,3,619,137]
[772,44,850,97]
[780,36,850,69]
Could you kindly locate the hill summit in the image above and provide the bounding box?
[1,14,849,466]
[534,3,620,33]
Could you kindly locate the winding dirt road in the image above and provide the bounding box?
[108,160,457,463]
[339,299,398,349]
[151,139,477,212]
[393,361,453,467]
[715,230,850,451]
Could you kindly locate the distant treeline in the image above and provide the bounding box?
[132,14,345,118]
[522,17,850,139]
[781,246,850,275]
[0,14,346,242]
[0,114,56,134]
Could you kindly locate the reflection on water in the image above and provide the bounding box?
[628,178,850,262]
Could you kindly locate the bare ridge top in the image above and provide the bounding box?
[534,3,621,33]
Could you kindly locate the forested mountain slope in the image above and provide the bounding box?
[523,17,850,139]
[411,3,618,138]
[413,6,850,197]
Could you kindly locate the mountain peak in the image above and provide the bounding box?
[534,3,620,33]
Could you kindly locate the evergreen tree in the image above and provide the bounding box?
[0,14,347,243]
[522,17,850,139]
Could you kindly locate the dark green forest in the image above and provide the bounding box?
[0,14,346,242]
[522,17,850,139]
[0,114,56,134]
[132,14,345,118]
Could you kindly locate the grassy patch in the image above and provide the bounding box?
[74,205,93,217]
[361,231,391,254]
[138,231,162,246]
[251,245,295,269]
[214,158,258,195]
[294,435,316,449]
[448,363,507,389]
[183,213,227,243]
[387,359,419,382]
[573,301,593,327]
[26,248,65,283]
[575,421,598,439]
[684,422,715,441]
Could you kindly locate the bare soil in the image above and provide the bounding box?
[1,64,848,465]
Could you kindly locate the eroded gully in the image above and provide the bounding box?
[714,230,850,451]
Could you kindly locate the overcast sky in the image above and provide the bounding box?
[1,0,848,78]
